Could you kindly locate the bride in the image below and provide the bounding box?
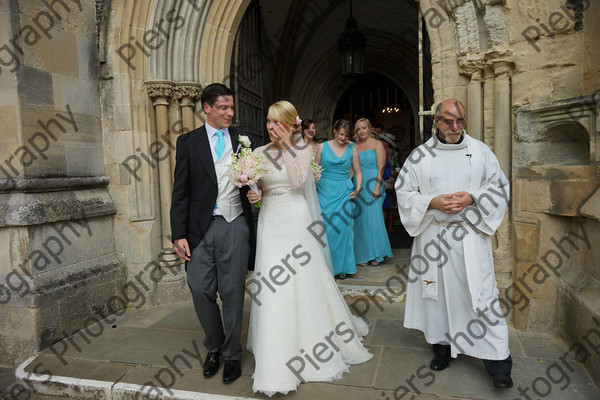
[246,101,372,396]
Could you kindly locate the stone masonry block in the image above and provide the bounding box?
[519,180,552,213]
[17,67,54,109]
[514,218,540,261]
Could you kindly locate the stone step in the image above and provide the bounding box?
[15,355,261,400]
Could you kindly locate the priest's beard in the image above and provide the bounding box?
[437,128,465,144]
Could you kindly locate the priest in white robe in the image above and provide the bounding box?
[395,99,513,389]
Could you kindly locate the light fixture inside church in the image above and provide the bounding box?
[338,0,366,78]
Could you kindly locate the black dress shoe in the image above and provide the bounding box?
[223,359,242,384]
[493,374,513,388]
[430,355,450,371]
[338,274,347,280]
[203,351,220,377]
[430,344,451,371]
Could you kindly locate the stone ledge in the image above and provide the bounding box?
[0,176,110,193]
[0,187,116,227]
[514,164,599,180]
[33,255,124,308]
[2,253,124,309]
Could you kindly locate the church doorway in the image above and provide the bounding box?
[333,73,417,249]
[245,0,433,148]
[230,0,435,248]
[333,72,415,162]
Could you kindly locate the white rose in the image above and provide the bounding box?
[239,135,251,148]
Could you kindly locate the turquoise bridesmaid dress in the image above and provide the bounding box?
[317,142,357,276]
[353,149,393,264]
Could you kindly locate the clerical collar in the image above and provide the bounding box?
[433,130,468,150]
[436,132,464,144]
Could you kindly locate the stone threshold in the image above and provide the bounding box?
[16,355,261,400]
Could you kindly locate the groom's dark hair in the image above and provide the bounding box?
[201,83,234,107]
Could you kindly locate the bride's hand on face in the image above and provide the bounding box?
[271,121,292,144]
[247,189,262,204]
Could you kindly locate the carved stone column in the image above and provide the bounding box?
[483,65,495,148]
[175,83,201,134]
[169,88,184,173]
[487,51,515,176]
[486,51,515,285]
[146,81,179,270]
[458,55,485,141]
[194,101,204,129]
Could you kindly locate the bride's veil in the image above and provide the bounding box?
[294,134,335,275]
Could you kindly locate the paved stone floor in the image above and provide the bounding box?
[2,249,599,400]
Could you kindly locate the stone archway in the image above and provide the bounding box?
[291,21,426,146]
[98,0,514,308]
[98,0,252,306]
[98,0,515,305]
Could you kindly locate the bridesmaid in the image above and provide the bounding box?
[301,118,317,150]
[315,119,362,279]
[352,118,393,266]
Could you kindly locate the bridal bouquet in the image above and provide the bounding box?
[311,161,323,182]
[230,136,267,207]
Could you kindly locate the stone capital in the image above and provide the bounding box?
[438,0,470,13]
[175,82,202,107]
[474,0,503,9]
[457,54,485,79]
[485,49,515,78]
[146,81,175,107]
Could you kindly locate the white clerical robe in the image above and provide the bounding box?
[395,133,510,360]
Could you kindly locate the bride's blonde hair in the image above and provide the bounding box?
[268,100,302,135]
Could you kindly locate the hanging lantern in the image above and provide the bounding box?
[338,0,366,78]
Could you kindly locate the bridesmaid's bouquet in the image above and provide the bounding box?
[311,162,323,182]
[230,136,267,207]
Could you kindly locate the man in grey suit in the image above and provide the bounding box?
[170,83,255,384]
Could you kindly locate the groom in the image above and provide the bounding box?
[170,83,255,384]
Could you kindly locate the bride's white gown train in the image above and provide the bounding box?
[246,145,372,396]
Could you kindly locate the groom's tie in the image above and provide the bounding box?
[215,130,225,159]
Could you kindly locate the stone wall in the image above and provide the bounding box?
[0,0,124,368]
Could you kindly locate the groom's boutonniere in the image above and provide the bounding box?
[236,135,252,153]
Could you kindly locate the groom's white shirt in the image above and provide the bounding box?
[205,123,242,222]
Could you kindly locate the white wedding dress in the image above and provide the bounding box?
[246,144,372,396]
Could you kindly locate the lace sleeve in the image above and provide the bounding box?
[282,146,312,189]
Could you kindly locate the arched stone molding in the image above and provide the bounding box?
[270,0,347,100]
[419,0,511,100]
[199,0,252,85]
[436,0,509,55]
[294,30,423,142]
[144,0,250,84]
[146,1,210,81]
[100,0,251,306]
[419,0,466,101]
[295,50,348,139]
